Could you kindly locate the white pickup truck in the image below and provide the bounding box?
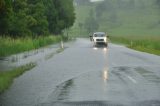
[90,32,108,47]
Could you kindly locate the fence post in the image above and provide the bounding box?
[61,40,64,49]
[130,40,133,47]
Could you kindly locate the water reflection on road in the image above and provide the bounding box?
[103,70,108,81]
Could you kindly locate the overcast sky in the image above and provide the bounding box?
[90,0,104,2]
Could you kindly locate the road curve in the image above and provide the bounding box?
[0,38,160,106]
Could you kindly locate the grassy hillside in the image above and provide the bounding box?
[72,0,160,55]
[99,8,160,36]
[72,0,160,36]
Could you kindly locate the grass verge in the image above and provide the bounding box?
[0,63,36,94]
[0,35,64,57]
[45,48,65,60]
[110,35,160,55]
[56,48,65,54]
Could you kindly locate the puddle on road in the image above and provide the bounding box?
[0,60,14,71]
[0,51,41,71]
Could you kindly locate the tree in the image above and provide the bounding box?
[52,0,75,34]
[78,22,83,35]
[0,0,75,36]
[74,0,90,5]
[156,0,160,5]
[155,0,160,8]
[84,10,99,33]
[0,0,12,35]
[27,0,49,35]
[0,0,5,12]
[128,0,135,9]
[44,0,57,34]
[9,0,31,36]
[95,1,106,18]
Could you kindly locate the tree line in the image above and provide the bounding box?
[94,0,160,29]
[0,0,75,37]
[74,0,160,34]
[74,0,90,5]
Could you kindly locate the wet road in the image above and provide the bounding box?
[0,38,160,106]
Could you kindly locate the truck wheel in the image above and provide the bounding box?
[105,43,108,47]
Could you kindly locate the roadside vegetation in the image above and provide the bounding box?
[0,0,75,36]
[0,0,75,57]
[0,36,64,57]
[0,0,75,93]
[110,35,160,55]
[0,63,36,94]
[73,0,160,55]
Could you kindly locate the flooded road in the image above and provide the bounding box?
[0,43,65,71]
[0,38,160,106]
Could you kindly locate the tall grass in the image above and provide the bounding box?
[0,35,62,57]
[0,63,36,94]
[110,35,160,55]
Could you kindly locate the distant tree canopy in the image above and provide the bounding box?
[155,0,160,8]
[0,0,75,37]
[84,10,99,33]
[74,0,90,5]
[94,0,160,29]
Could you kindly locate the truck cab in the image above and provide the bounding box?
[91,32,108,47]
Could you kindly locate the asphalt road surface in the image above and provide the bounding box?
[0,38,160,106]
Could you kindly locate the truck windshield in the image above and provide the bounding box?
[94,34,105,37]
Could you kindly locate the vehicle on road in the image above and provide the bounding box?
[90,32,108,47]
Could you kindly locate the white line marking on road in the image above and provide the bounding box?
[126,75,137,84]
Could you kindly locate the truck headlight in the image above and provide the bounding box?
[104,37,107,42]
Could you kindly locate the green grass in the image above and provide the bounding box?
[98,7,160,36]
[110,35,160,55]
[0,35,62,57]
[56,48,64,54]
[0,63,36,94]
[107,28,160,37]
[45,48,65,60]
